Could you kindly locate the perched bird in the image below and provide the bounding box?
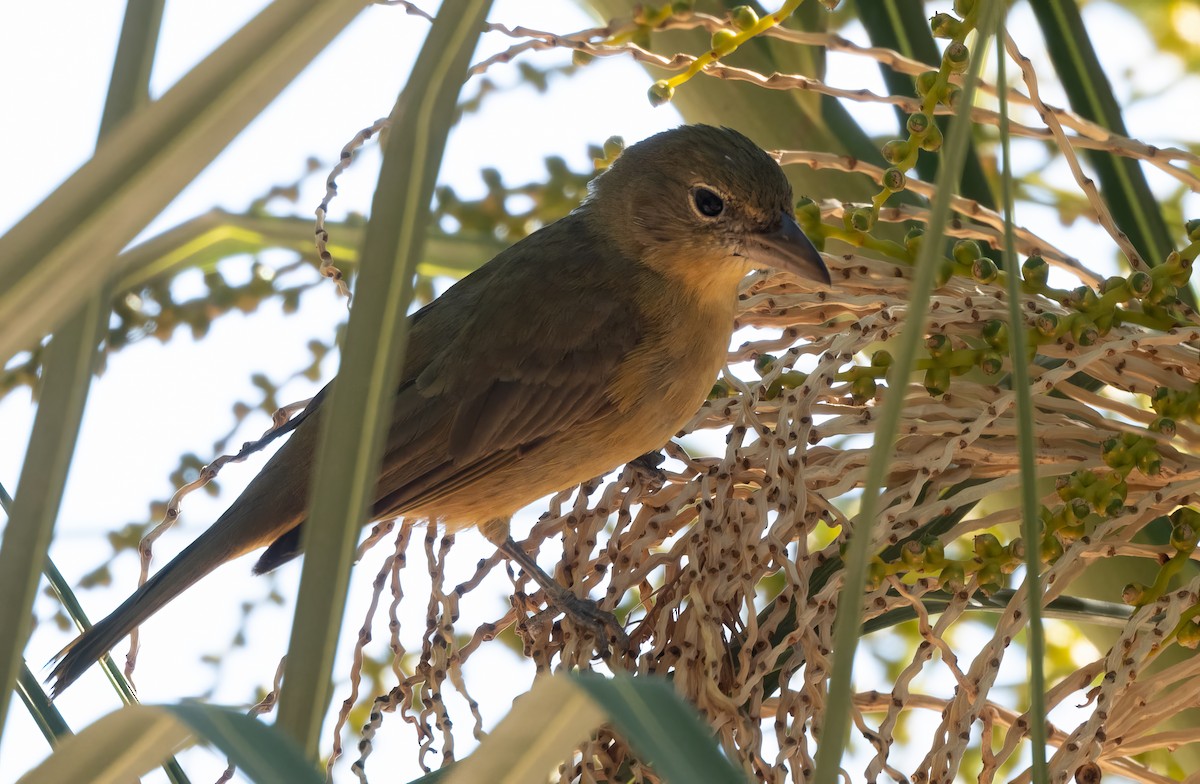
[49,124,830,694]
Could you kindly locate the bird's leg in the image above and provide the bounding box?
[498,536,631,656]
[627,450,668,492]
[479,518,630,656]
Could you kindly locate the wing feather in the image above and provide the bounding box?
[368,212,646,520]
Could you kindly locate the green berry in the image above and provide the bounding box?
[1151,386,1172,414]
[923,538,946,567]
[1099,275,1126,295]
[974,532,1004,560]
[1109,479,1129,506]
[1072,285,1099,309]
[934,257,956,287]
[915,70,939,97]
[906,112,931,135]
[977,563,1003,594]
[919,124,943,152]
[904,227,925,254]
[794,197,821,231]
[1136,449,1162,476]
[900,539,925,567]
[1148,281,1179,306]
[849,208,872,232]
[972,257,998,284]
[648,81,675,106]
[710,28,737,54]
[926,333,951,358]
[1022,255,1048,290]
[603,137,625,161]
[944,42,970,73]
[930,13,962,38]
[1006,537,1026,567]
[881,139,911,165]
[866,560,887,591]
[731,5,758,30]
[1179,620,1200,649]
[952,239,982,265]
[924,367,951,397]
[1059,521,1085,543]
[939,562,966,592]
[1070,316,1099,346]
[882,167,907,192]
[850,375,878,402]
[1171,521,1199,552]
[1128,270,1153,298]
[1150,416,1176,437]
[1040,535,1063,564]
[1121,582,1146,605]
[1035,312,1059,337]
[981,319,1008,349]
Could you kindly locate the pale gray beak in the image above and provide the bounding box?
[747,210,831,286]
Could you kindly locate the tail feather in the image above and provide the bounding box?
[47,521,253,696]
[48,409,320,695]
[48,562,186,696]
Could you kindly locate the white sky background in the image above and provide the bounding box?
[1,1,1198,782]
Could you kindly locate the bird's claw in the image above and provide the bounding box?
[628,450,668,493]
[552,590,632,659]
[498,535,633,658]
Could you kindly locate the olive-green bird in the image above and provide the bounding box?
[49,124,830,695]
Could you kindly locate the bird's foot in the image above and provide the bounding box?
[537,582,632,659]
[627,450,667,493]
[499,536,632,659]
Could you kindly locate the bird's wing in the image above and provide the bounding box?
[370,214,646,518]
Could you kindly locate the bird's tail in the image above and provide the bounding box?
[48,397,323,696]
[46,531,234,697]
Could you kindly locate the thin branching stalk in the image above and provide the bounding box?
[997,7,1049,779]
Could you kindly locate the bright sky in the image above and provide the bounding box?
[1,1,1197,782]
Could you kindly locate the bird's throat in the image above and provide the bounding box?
[608,266,738,427]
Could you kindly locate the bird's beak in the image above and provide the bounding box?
[747,211,831,286]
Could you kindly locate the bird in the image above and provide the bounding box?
[48,124,830,695]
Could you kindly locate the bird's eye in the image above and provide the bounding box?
[690,186,725,218]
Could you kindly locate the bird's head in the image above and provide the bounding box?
[585,125,831,293]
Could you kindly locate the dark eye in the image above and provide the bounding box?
[691,186,724,218]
